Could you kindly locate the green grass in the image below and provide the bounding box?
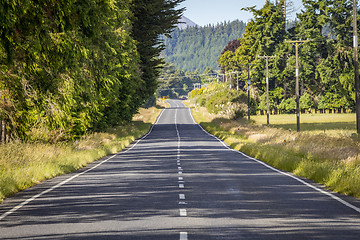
[0,107,162,202]
[251,113,356,137]
[190,106,360,199]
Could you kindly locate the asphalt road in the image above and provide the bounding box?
[1,99,360,239]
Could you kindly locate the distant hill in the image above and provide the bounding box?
[163,20,246,73]
[177,16,198,29]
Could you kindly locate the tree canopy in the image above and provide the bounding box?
[162,20,246,72]
[217,0,359,114]
[0,0,184,141]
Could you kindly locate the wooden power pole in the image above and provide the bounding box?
[285,39,309,132]
[258,55,275,126]
[353,0,360,134]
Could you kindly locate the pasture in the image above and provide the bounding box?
[251,113,357,137]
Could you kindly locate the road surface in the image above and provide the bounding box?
[1,99,360,239]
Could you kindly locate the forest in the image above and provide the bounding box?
[0,0,183,142]
[157,63,217,98]
[217,0,360,115]
[162,20,246,72]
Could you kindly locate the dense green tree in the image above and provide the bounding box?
[0,0,183,141]
[219,1,289,106]
[216,0,360,114]
[131,0,184,101]
[163,20,246,72]
[157,63,192,97]
[201,67,216,84]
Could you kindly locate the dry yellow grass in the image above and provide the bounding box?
[191,105,360,198]
[0,106,162,202]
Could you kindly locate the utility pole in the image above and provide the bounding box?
[229,72,232,90]
[354,0,360,134]
[236,71,239,96]
[258,55,275,126]
[245,64,255,120]
[285,39,309,132]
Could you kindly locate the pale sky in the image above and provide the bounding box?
[178,0,304,26]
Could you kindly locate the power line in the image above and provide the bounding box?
[157,73,218,80]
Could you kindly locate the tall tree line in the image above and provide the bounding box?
[162,20,246,72]
[218,0,359,114]
[0,0,183,142]
[157,63,216,98]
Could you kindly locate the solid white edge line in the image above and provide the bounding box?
[187,106,360,214]
[0,109,166,221]
[189,108,230,149]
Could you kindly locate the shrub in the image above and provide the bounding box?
[190,88,201,99]
[300,93,314,113]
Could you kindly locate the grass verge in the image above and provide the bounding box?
[189,103,360,199]
[0,106,162,202]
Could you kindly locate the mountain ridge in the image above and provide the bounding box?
[177,16,198,29]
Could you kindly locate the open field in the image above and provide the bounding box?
[0,106,162,202]
[251,113,357,137]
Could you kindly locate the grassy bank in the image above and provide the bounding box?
[0,106,162,202]
[190,104,360,198]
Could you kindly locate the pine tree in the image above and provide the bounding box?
[130,0,184,102]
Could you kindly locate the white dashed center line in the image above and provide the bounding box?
[180,232,188,240]
[174,105,189,239]
[180,209,187,217]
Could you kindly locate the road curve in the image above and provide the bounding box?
[1,99,360,239]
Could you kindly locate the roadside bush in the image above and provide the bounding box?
[142,95,157,108]
[206,89,230,114]
[196,94,208,107]
[190,88,201,99]
[190,83,253,120]
[300,93,314,113]
[279,98,296,114]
